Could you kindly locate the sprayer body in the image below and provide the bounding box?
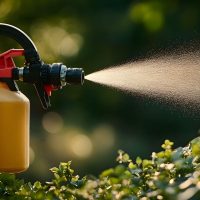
[0,23,84,173]
[0,83,29,173]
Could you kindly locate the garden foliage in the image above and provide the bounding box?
[1,137,200,200]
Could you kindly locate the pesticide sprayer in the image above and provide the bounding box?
[0,23,84,173]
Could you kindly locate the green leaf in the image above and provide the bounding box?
[33,181,42,190]
[136,157,142,166]
[100,168,114,177]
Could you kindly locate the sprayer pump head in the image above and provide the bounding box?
[0,23,84,109]
[13,63,84,108]
[13,63,84,87]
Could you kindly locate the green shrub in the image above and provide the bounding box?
[1,137,200,200]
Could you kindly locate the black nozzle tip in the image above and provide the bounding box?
[65,68,84,85]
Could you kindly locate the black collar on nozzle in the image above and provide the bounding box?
[0,23,84,109]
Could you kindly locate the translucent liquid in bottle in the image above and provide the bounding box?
[0,83,29,173]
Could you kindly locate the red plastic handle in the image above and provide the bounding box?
[0,49,24,78]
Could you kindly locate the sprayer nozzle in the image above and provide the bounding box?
[65,68,84,85]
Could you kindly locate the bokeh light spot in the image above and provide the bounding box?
[0,0,13,19]
[47,127,93,160]
[91,124,115,153]
[29,146,35,164]
[59,33,83,57]
[130,2,164,32]
[143,11,163,32]
[69,133,93,159]
[42,112,64,134]
[31,23,83,62]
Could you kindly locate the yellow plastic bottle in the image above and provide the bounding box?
[0,82,29,173]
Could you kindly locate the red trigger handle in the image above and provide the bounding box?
[0,49,24,78]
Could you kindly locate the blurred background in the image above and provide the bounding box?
[0,0,200,181]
